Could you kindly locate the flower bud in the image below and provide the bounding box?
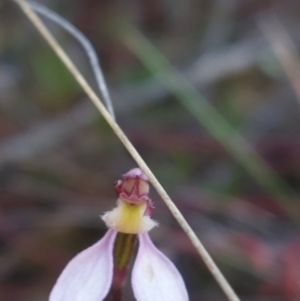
[115,168,149,203]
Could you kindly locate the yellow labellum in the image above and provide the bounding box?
[102,199,157,234]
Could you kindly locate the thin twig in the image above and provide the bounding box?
[13,1,241,301]
[27,0,115,119]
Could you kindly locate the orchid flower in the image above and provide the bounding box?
[49,168,189,301]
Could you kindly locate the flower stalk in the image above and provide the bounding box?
[108,233,137,301]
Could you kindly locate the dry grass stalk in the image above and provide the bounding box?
[13,1,241,300]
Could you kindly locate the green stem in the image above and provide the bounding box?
[106,233,137,301]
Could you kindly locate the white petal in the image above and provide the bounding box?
[132,233,189,301]
[49,229,116,301]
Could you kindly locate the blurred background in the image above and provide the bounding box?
[1,0,300,300]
